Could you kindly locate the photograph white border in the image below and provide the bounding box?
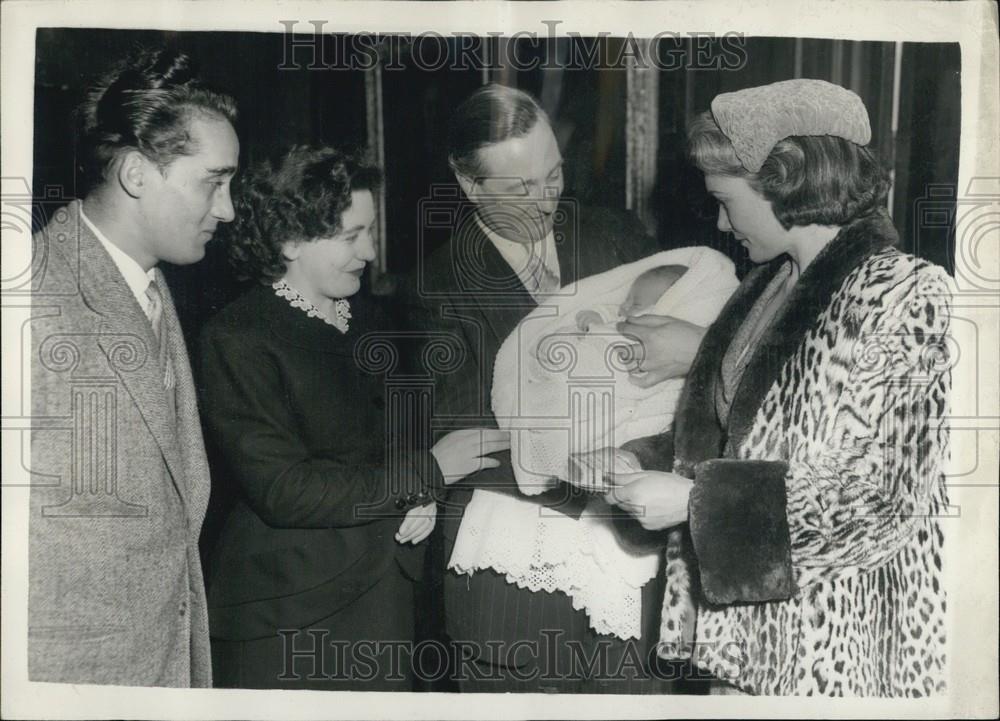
[3,1,997,718]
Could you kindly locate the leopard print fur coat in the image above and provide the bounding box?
[630,210,950,696]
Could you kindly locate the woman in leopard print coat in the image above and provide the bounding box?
[611,80,950,696]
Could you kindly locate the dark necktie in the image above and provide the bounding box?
[527,252,560,299]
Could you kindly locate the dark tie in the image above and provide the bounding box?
[527,253,560,299]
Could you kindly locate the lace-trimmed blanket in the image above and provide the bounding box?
[449,247,739,639]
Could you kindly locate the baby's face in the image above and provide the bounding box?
[619,270,682,316]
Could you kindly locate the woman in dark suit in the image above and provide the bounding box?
[199,146,507,690]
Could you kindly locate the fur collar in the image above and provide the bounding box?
[673,210,900,473]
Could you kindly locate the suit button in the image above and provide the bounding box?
[179,601,187,617]
[394,498,407,510]
[406,493,418,504]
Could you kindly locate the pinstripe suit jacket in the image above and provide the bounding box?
[410,203,657,654]
[28,201,212,687]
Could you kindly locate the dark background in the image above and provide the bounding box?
[30,28,962,693]
[33,29,960,346]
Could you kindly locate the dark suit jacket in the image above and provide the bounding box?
[29,201,212,687]
[198,285,443,641]
[408,202,658,648]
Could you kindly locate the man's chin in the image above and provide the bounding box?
[509,232,546,245]
[511,222,553,245]
[480,208,553,244]
[169,247,207,266]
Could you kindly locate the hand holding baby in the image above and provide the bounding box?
[561,263,709,387]
[616,315,707,388]
[572,264,690,336]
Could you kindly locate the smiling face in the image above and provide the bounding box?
[458,118,564,245]
[704,174,792,264]
[137,114,239,266]
[283,190,377,302]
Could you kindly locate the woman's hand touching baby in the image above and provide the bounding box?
[616,315,707,388]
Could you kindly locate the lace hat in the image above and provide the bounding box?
[711,78,872,172]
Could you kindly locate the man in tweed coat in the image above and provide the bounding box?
[28,48,239,687]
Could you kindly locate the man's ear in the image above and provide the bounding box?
[451,163,479,204]
[117,150,151,199]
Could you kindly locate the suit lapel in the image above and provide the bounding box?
[468,202,635,358]
[461,220,537,348]
[67,204,189,506]
[464,201,643,355]
[553,204,581,286]
[158,268,208,513]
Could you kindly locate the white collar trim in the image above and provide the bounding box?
[272,279,351,334]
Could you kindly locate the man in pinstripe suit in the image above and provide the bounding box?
[412,84,674,693]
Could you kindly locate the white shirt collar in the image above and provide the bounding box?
[79,205,157,314]
[474,213,561,288]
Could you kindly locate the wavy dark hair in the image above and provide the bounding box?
[226,146,382,283]
[78,46,238,190]
[687,110,889,229]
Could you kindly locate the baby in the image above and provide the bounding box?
[501,247,739,496]
[574,263,689,332]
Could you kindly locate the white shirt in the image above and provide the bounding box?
[80,206,157,318]
[475,214,561,292]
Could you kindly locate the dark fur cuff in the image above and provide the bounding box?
[689,459,797,604]
[622,430,674,472]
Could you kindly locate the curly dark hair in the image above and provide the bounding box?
[78,46,238,191]
[687,110,889,230]
[226,146,382,283]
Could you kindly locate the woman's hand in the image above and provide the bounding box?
[616,314,707,388]
[431,428,511,486]
[567,447,642,492]
[395,502,436,545]
[604,470,694,530]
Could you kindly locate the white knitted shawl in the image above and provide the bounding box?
[448,247,739,639]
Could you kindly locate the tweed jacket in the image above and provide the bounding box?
[198,285,444,642]
[28,201,212,687]
[629,210,951,696]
